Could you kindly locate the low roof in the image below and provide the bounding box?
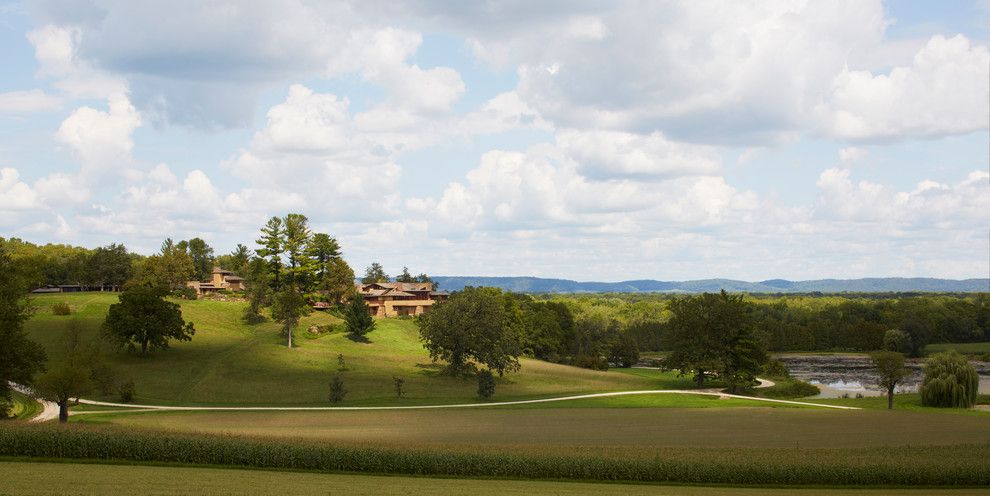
[225,275,244,281]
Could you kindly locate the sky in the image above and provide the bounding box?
[0,0,988,282]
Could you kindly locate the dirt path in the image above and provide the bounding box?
[72,387,857,413]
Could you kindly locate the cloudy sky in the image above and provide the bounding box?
[0,1,987,281]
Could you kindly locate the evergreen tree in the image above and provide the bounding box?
[256,216,284,291]
[362,263,389,284]
[343,294,376,338]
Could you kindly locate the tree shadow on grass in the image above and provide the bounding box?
[345,334,371,343]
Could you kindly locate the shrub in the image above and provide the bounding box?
[882,329,912,355]
[393,376,405,398]
[328,375,347,403]
[477,369,496,399]
[920,351,979,408]
[761,359,790,378]
[758,378,820,399]
[51,302,71,315]
[173,287,198,300]
[573,355,609,371]
[118,379,136,403]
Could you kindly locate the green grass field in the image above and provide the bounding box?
[7,461,987,496]
[6,391,42,421]
[23,293,733,406]
[925,342,990,355]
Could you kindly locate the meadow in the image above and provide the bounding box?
[24,293,670,406]
[7,461,988,496]
[10,291,990,490]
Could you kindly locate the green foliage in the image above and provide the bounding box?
[342,294,375,338]
[757,378,820,399]
[328,375,346,403]
[0,249,47,417]
[336,354,346,371]
[215,244,251,276]
[270,287,310,348]
[184,237,215,281]
[920,351,979,408]
[608,331,640,368]
[871,351,909,409]
[282,213,313,288]
[118,379,136,403]
[883,329,912,354]
[51,302,71,315]
[476,369,496,399]
[761,359,790,378]
[362,262,389,284]
[393,376,405,398]
[418,286,522,376]
[2,424,988,486]
[256,216,285,291]
[103,285,195,354]
[242,257,270,324]
[131,239,195,290]
[173,286,198,300]
[395,266,415,283]
[35,363,92,423]
[664,291,766,388]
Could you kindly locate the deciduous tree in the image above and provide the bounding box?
[103,285,195,355]
[418,287,522,376]
[0,249,47,417]
[270,286,310,348]
[871,351,908,410]
[920,351,979,408]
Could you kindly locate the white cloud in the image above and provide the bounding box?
[556,129,719,180]
[814,168,990,227]
[0,168,42,210]
[26,24,128,99]
[817,35,990,141]
[55,94,141,181]
[838,147,867,164]
[0,89,62,114]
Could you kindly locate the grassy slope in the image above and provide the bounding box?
[25,293,692,406]
[6,391,42,420]
[6,461,988,496]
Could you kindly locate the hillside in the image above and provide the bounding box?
[23,293,689,406]
[432,276,990,294]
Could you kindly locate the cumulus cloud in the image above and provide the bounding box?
[55,94,141,181]
[26,24,128,99]
[814,168,990,227]
[817,35,990,141]
[0,168,42,210]
[556,129,719,180]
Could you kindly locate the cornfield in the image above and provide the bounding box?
[0,423,987,486]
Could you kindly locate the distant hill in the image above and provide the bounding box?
[431,276,990,294]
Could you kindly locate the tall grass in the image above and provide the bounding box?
[1,424,987,486]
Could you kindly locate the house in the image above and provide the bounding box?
[187,266,245,296]
[356,281,449,317]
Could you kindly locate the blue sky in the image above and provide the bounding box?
[0,0,987,281]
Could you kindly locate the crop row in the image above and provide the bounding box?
[1,424,987,486]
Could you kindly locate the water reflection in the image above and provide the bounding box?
[778,354,990,399]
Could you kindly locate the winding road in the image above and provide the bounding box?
[13,378,858,422]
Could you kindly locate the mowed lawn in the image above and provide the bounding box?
[25,293,685,406]
[8,461,989,496]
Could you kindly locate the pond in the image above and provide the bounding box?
[777,354,990,399]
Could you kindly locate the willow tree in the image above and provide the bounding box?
[920,351,979,408]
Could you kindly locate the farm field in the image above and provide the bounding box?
[6,461,988,496]
[24,293,672,406]
[71,407,990,449]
